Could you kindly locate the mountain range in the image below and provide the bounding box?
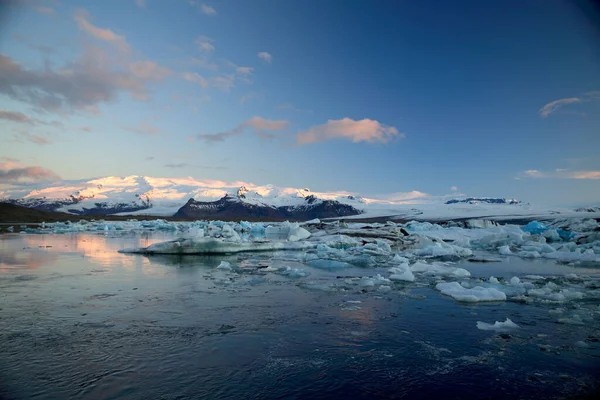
[3,175,596,221]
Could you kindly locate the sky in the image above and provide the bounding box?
[0,0,599,206]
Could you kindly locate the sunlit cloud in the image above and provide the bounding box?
[197,116,289,143]
[201,4,216,15]
[183,72,209,88]
[520,169,600,180]
[297,118,402,145]
[0,161,60,183]
[74,9,131,53]
[195,35,215,53]
[257,52,272,63]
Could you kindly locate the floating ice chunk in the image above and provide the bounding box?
[498,245,512,255]
[217,261,232,270]
[489,276,499,284]
[510,276,521,286]
[120,237,315,254]
[436,282,506,302]
[308,259,353,269]
[466,219,497,229]
[262,266,279,272]
[301,218,320,225]
[279,267,310,278]
[411,262,470,278]
[389,263,415,282]
[522,221,549,235]
[542,229,561,242]
[542,251,600,263]
[221,224,241,242]
[518,251,541,258]
[476,318,519,331]
[378,285,392,292]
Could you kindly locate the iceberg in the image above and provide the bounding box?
[436,282,507,302]
[120,237,315,254]
[522,221,549,235]
[476,318,519,331]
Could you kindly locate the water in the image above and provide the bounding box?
[1,232,599,399]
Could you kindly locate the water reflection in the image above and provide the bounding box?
[0,232,175,272]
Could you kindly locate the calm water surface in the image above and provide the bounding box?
[1,232,599,399]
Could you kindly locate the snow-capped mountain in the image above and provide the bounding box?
[0,175,367,219]
[2,175,599,221]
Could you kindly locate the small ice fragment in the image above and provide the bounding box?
[476,318,519,331]
[217,261,232,270]
[498,245,512,255]
[436,282,506,302]
[510,277,521,286]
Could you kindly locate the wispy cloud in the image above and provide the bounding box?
[0,110,31,123]
[134,0,146,9]
[450,186,459,192]
[539,98,581,118]
[35,6,55,16]
[195,35,215,53]
[257,52,272,63]
[297,118,402,145]
[122,122,160,135]
[197,116,289,143]
[12,129,53,145]
[0,161,60,184]
[520,169,600,180]
[191,57,218,71]
[212,74,235,92]
[0,109,63,128]
[539,91,600,118]
[383,191,430,202]
[183,72,209,88]
[74,9,131,53]
[277,103,312,113]
[201,4,216,15]
[164,163,189,168]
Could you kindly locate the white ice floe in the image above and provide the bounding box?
[120,237,316,254]
[476,318,519,331]
[411,262,470,278]
[436,282,507,302]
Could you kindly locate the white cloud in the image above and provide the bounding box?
[297,118,402,145]
[197,116,289,142]
[257,52,272,63]
[74,9,131,53]
[521,169,600,180]
[450,186,459,192]
[539,97,581,118]
[183,72,209,88]
[539,91,600,118]
[201,4,216,15]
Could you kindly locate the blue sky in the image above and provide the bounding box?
[0,0,599,205]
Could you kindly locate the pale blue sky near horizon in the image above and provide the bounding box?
[0,0,599,206]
